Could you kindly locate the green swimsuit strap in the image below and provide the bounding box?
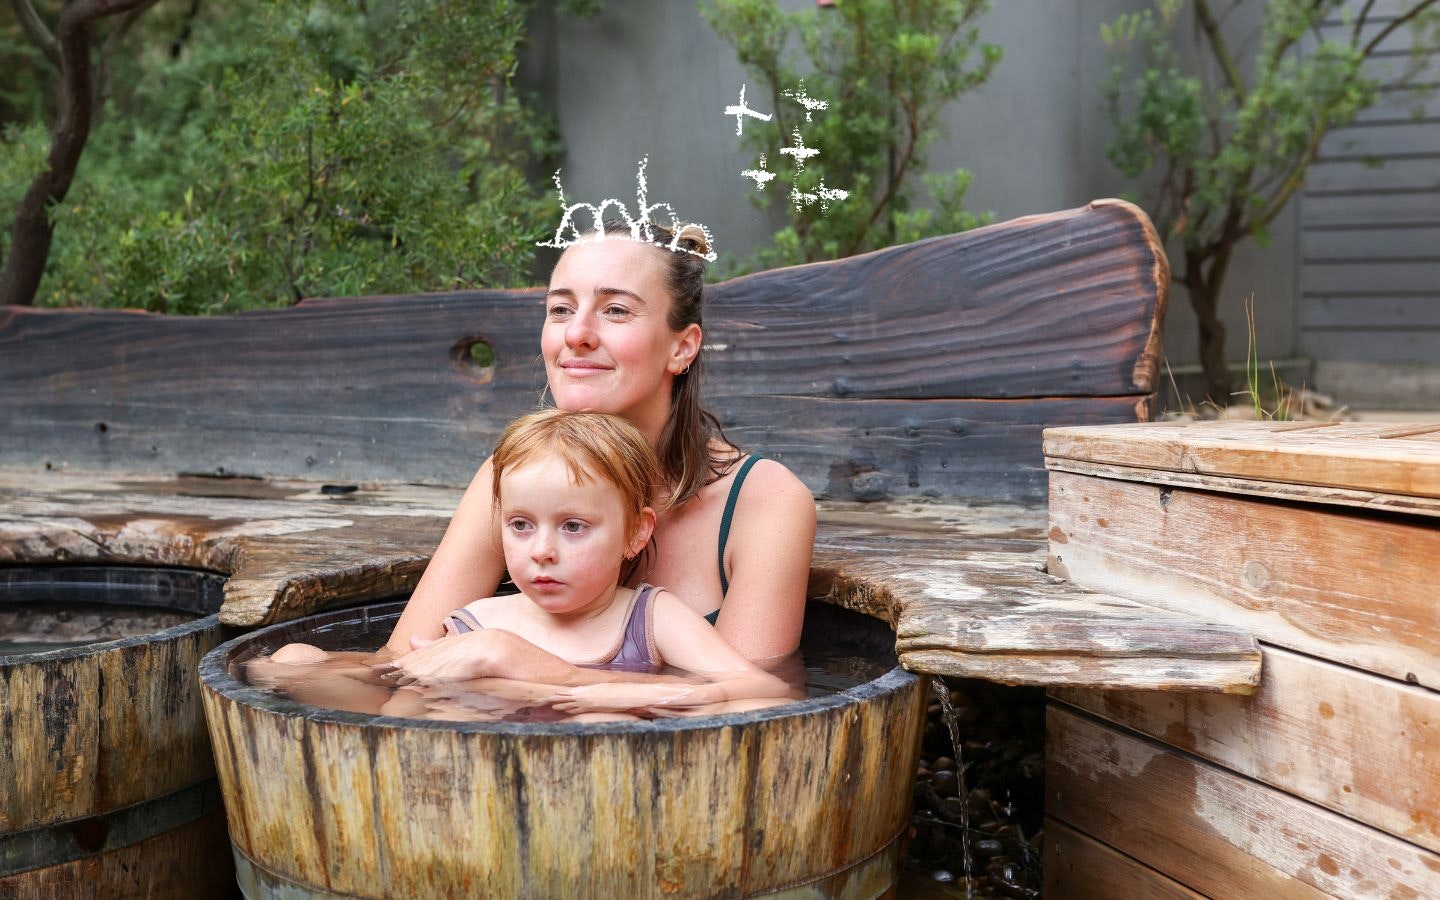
[708,455,764,625]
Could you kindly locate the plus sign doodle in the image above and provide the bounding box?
[724,84,773,136]
[725,84,848,212]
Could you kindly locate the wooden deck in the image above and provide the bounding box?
[1045,421,1440,897]
[0,470,1259,691]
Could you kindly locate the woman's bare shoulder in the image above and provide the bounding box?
[742,458,815,512]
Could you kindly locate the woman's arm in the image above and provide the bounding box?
[386,458,507,653]
[713,460,816,662]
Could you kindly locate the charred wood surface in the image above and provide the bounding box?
[0,201,1165,504]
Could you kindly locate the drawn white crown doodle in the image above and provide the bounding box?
[536,157,717,262]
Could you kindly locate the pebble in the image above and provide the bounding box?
[905,677,1044,895]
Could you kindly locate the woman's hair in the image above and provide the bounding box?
[599,219,737,507]
[491,409,660,537]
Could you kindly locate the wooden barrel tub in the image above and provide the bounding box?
[200,600,927,898]
[0,565,235,897]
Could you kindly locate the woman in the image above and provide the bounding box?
[387,221,815,666]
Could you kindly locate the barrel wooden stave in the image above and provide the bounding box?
[0,568,230,888]
[201,601,925,899]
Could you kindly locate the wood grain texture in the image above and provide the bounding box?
[0,810,232,900]
[1053,644,1440,853]
[1,469,1251,688]
[0,470,456,627]
[0,618,221,832]
[1046,456,1440,518]
[1046,469,1440,688]
[202,649,926,898]
[1043,818,1206,900]
[723,395,1146,503]
[1047,704,1440,899]
[811,503,1260,692]
[1045,421,1440,500]
[0,201,1164,503]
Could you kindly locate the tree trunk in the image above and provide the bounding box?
[0,9,98,307]
[1184,249,1231,404]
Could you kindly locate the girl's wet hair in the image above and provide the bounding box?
[599,219,738,507]
[491,409,659,534]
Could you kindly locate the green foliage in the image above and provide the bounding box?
[1101,0,1440,400]
[703,0,1000,273]
[1102,0,1394,252]
[0,0,558,313]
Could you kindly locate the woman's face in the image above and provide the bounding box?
[542,238,700,440]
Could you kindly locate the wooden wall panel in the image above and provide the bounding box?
[1046,469,1440,688]
[1047,705,1440,899]
[1044,818,1206,900]
[1053,645,1440,853]
[1302,9,1440,375]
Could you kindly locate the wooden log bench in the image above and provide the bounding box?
[1043,422,1440,898]
[1,199,1262,892]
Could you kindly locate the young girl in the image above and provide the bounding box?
[265,409,792,718]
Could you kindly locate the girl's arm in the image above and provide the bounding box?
[386,458,507,654]
[392,627,702,687]
[712,460,816,662]
[552,591,794,712]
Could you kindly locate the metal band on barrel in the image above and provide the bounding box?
[0,777,223,876]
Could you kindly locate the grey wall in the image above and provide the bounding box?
[522,0,1302,368]
[1300,8,1440,407]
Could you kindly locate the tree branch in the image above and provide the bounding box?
[11,0,61,70]
[1362,0,1440,56]
[1255,121,1328,226]
[1195,0,1247,100]
[1353,0,1379,46]
[1264,0,1326,72]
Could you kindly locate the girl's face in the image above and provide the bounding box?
[498,454,653,619]
[542,238,701,442]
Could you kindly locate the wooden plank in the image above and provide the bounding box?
[0,470,457,626]
[1350,86,1440,124]
[701,199,1167,401]
[1317,18,1438,54]
[0,201,1167,489]
[1046,704,1440,899]
[1300,295,1440,329]
[1320,122,1440,159]
[1302,327,1440,361]
[1043,818,1206,900]
[1054,644,1440,853]
[1044,421,1440,499]
[0,470,1258,693]
[1046,469,1440,688]
[809,522,1261,691]
[1322,0,1440,24]
[1300,259,1440,294]
[720,394,1149,504]
[1045,457,1440,519]
[1302,189,1440,228]
[1305,157,1440,193]
[1303,225,1440,261]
